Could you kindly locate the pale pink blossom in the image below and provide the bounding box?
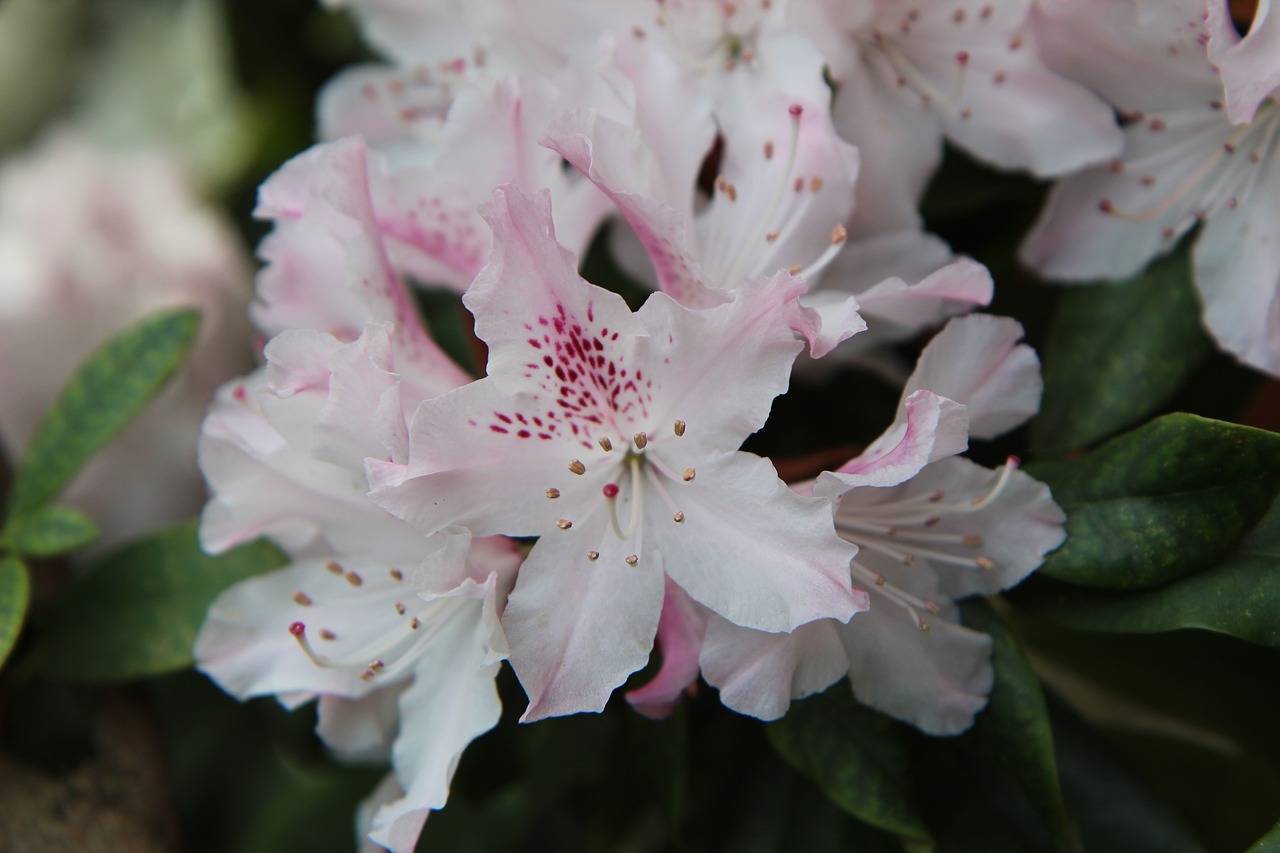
[1021,0,1280,376]
[0,128,250,549]
[370,186,865,721]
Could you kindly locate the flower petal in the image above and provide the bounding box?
[625,576,710,720]
[1206,0,1280,125]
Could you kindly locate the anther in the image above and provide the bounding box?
[809,176,824,192]
[683,467,696,482]
[360,670,376,681]
[293,591,313,606]
[569,459,586,475]
[625,554,639,566]
[369,660,385,671]
[925,601,942,615]
[557,519,573,530]
[410,617,420,630]
[599,436,613,452]
[831,224,847,244]
[874,574,887,586]
[320,629,337,641]
[634,432,648,450]
[587,550,600,561]
[395,602,406,616]
[787,264,802,275]
[345,570,363,587]
[673,511,685,523]
[764,140,774,159]
[902,554,915,566]
[963,534,983,546]
[975,556,995,570]
[326,560,343,575]
[765,230,779,242]
[674,420,686,436]
[390,568,404,581]
[546,488,561,499]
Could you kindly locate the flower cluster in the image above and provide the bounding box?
[181,1,1279,850]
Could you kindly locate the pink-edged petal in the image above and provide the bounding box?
[1192,155,1280,375]
[253,137,470,393]
[850,254,993,343]
[503,509,666,721]
[1206,0,1280,125]
[699,615,849,721]
[1032,0,1221,115]
[625,576,710,720]
[657,451,865,633]
[838,592,993,736]
[792,290,868,358]
[316,685,406,764]
[815,390,969,495]
[902,314,1041,439]
[366,575,506,851]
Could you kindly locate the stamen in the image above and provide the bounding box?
[683,467,696,482]
[293,591,313,606]
[587,550,600,561]
[599,436,613,452]
[390,568,404,581]
[395,602,406,616]
[569,459,586,475]
[546,488,561,499]
[557,519,573,530]
[674,419,686,437]
[674,511,685,523]
[634,431,648,449]
[345,570,363,587]
[625,554,639,566]
[326,560,343,575]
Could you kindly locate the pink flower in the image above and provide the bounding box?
[370,186,865,720]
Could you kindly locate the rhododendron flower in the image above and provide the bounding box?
[196,324,521,853]
[371,186,865,720]
[1021,0,1280,376]
[643,315,1063,733]
[0,128,250,549]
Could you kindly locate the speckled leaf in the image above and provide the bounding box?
[0,555,30,671]
[5,308,200,517]
[1032,249,1208,455]
[960,600,1068,849]
[35,522,286,681]
[1011,490,1280,647]
[1249,819,1280,852]
[767,683,932,848]
[1028,414,1280,589]
[2,505,99,557]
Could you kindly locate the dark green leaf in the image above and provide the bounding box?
[1012,490,1280,647]
[2,505,99,557]
[960,600,1068,849]
[5,308,200,517]
[1249,819,1280,852]
[0,555,30,671]
[1032,248,1209,455]
[1029,414,1280,589]
[767,682,932,847]
[35,522,286,681]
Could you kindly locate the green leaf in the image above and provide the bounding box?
[2,505,99,557]
[767,683,932,847]
[1031,248,1209,455]
[1011,490,1280,648]
[35,522,286,681]
[1249,819,1280,852]
[0,555,30,671]
[960,600,1068,849]
[1029,414,1280,589]
[5,308,200,517]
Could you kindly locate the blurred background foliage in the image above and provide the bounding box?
[0,1,1278,852]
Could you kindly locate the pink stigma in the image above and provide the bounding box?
[956,50,970,65]
[788,104,803,117]
[289,621,306,636]
[602,483,621,499]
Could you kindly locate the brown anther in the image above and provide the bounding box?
[975,556,996,570]
[902,554,916,566]
[395,602,406,616]
[787,263,802,275]
[726,182,738,201]
[632,25,646,37]
[674,419,686,437]
[369,660,385,671]
[831,224,847,244]
[293,591,313,606]
[1008,35,1023,50]
[981,4,993,19]
[345,570,363,587]
[994,70,1006,84]
[964,534,984,546]
[673,511,685,523]
[326,560,344,575]
[793,176,804,192]
[715,175,728,193]
[625,554,639,566]
[557,519,573,530]
[599,436,613,451]
[546,487,561,499]
[410,617,421,630]
[930,490,945,502]
[1224,141,1237,153]
[874,574,887,586]
[765,230,780,242]
[320,629,338,641]
[1148,118,1167,131]
[810,176,824,192]
[683,467,696,482]
[764,140,775,159]
[633,431,648,450]
[569,459,586,475]
[587,550,600,561]
[390,568,404,581]
[925,601,942,615]
[360,671,376,681]
[953,8,966,22]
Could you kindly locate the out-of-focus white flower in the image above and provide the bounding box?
[0,129,251,548]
